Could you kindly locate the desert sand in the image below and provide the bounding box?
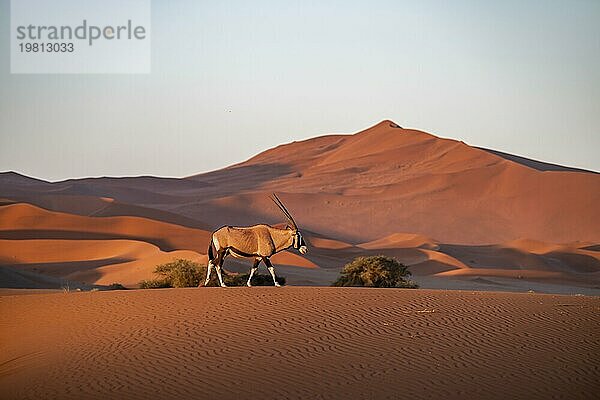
[1,287,598,399]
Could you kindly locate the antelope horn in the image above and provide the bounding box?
[271,193,297,229]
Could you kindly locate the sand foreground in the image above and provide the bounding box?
[1,287,598,399]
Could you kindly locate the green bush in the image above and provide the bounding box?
[107,282,128,290]
[156,259,203,288]
[139,259,203,288]
[139,278,171,289]
[333,255,418,288]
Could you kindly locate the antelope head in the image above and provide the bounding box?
[271,193,308,255]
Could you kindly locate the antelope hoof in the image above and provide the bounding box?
[220,283,228,288]
[274,282,281,287]
[246,282,252,287]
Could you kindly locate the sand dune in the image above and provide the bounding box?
[0,238,159,264]
[478,147,597,173]
[436,267,566,280]
[181,120,599,244]
[0,194,113,216]
[1,120,599,291]
[0,203,320,288]
[359,232,439,250]
[0,203,212,287]
[0,238,206,287]
[5,120,598,245]
[1,288,598,400]
[307,236,354,250]
[302,234,600,289]
[0,203,209,251]
[69,249,206,287]
[2,193,208,229]
[0,199,598,291]
[270,250,319,269]
[435,241,600,281]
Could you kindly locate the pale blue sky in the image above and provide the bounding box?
[1,0,599,181]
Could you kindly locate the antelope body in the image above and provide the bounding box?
[203,194,308,287]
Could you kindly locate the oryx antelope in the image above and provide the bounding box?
[202,194,308,287]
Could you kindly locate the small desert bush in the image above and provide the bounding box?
[139,278,171,289]
[139,258,286,288]
[139,259,203,288]
[107,283,127,290]
[333,255,418,288]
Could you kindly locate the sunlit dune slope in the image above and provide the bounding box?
[0,203,208,251]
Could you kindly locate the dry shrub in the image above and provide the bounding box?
[333,255,418,288]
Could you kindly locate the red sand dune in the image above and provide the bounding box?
[0,203,210,288]
[0,203,319,288]
[1,288,598,399]
[1,121,599,291]
[0,238,205,287]
[0,203,209,251]
[204,120,598,245]
[359,232,439,250]
[5,120,598,245]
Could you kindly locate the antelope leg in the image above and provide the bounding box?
[263,257,281,287]
[215,264,227,287]
[203,261,213,286]
[247,259,261,287]
[214,252,227,287]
